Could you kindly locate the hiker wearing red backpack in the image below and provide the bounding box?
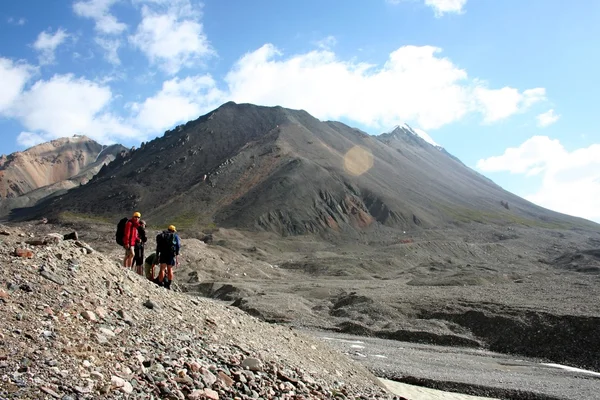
[122,212,142,269]
[153,225,181,290]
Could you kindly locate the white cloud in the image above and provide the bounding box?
[425,0,467,16]
[387,0,467,16]
[130,75,226,132]
[536,109,560,127]
[477,136,600,222]
[129,4,213,74]
[73,0,127,35]
[16,132,46,148]
[7,74,138,144]
[225,44,545,131]
[33,28,70,65]
[95,37,121,65]
[474,86,546,123]
[0,58,35,113]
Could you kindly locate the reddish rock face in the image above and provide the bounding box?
[0,136,123,200]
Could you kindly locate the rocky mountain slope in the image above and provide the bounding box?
[0,136,126,217]
[9,102,596,235]
[0,222,392,399]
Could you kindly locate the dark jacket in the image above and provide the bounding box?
[136,226,147,247]
[155,231,181,258]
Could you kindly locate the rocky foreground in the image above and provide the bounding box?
[0,223,395,399]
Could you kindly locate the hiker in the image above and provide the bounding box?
[144,252,157,281]
[122,211,141,269]
[153,225,181,290]
[133,220,147,275]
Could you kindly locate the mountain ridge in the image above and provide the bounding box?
[8,102,596,235]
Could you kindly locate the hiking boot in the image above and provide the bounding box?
[153,277,163,286]
[163,279,171,290]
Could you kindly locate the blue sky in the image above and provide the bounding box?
[0,0,599,222]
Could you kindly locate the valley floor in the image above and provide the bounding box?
[310,330,600,400]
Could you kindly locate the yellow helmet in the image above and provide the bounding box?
[168,225,176,232]
[133,211,141,218]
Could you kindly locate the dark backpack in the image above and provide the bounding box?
[115,217,128,246]
[157,231,177,256]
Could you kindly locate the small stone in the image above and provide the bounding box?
[217,371,234,387]
[99,328,116,337]
[143,299,156,309]
[75,241,94,254]
[40,270,65,285]
[95,334,108,344]
[14,248,34,258]
[19,283,33,292]
[121,381,133,394]
[81,311,97,322]
[90,371,104,380]
[201,367,217,386]
[95,307,107,319]
[40,386,61,398]
[204,388,219,400]
[111,375,125,388]
[188,389,204,400]
[117,310,133,323]
[241,358,262,371]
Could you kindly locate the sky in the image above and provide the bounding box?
[0,0,599,223]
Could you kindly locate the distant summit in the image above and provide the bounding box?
[0,135,126,216]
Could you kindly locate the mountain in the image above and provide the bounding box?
[10,102,596,234]
[0,136,126,217]
[4,102,600,374]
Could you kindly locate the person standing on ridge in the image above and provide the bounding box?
[123,212,141,269]
[133,219,147,275]
[153,225,181,290]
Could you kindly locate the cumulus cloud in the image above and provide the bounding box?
[16,132,46,148]
[536,109,560,127]
[474,86,546,123]
[477,136,600,222]
[387,0,467,16]
[129,3,213,74]
[33,28,70,65]
[0,58,35,113]
[73,0,127,35]
[130,74,226,132]
[225,44,545,131]
[7,74,138,144]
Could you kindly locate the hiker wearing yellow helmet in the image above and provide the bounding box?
[122,211,142,269]
[153,224,181,290]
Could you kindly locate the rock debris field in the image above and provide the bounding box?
[0,224,395,400]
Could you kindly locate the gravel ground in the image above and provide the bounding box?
[0,223,393,399]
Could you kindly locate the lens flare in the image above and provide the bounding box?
[344,146,373,176]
